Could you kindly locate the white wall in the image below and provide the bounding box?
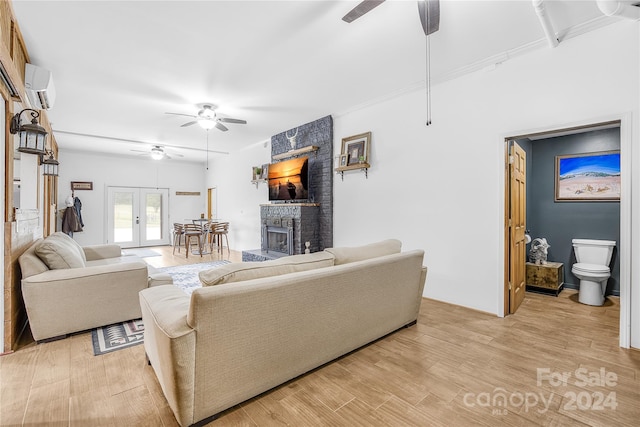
[201,22,640,346]
[333,22,639,319]
[208,21,640,315]
[207,141,271,251]
[58,150,207,246]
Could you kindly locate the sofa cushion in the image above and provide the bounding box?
[35,232,87,269]
[324,239,402,265]
[18,240,49,279]
[199,251,335,286]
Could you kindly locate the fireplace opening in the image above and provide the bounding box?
[268,229,289,254]
[262,222,294,255]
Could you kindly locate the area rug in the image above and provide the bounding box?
[91,261,231,355]
[92,318,144,356]
[158,260,231,295]
[122,248,162,258]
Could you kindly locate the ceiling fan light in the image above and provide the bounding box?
[150,147,164,160]
[197,118,217,130]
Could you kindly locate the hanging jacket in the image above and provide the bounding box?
[62,206,83,236]
[74,196,84,227]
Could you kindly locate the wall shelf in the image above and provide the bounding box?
[335,163,370,180]
[272,145,319,161]
[251,179,266,188]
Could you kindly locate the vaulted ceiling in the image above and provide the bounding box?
[11,1,625,162]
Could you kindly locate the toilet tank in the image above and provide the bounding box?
[572,239,616,265]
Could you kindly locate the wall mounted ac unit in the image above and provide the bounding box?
[24,63,55,110]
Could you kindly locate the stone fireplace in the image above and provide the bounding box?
[243,203,320,261]
[241,115,333,262]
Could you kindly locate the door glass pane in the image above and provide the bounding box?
[114,192,133,242]
[145,193,162,240]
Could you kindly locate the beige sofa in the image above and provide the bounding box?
[19,232,167,341]
[140,239,427,427]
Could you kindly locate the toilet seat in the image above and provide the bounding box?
[572,262,610,274]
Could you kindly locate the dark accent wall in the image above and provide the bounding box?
[270,115,333,250]
[527,128,620,295]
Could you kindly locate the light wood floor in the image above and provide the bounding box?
[1,247,639,426]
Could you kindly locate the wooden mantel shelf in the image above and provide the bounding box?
[272,145,319,160]
[260,203,320,207]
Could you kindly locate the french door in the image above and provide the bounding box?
[107,187,169,248]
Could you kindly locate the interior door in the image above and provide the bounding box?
[208,187,217,219]
[509,141,527,314]
[107,187,169,248]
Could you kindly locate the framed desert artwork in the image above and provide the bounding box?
[555,150,620,201]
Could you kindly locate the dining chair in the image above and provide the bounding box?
[183,223,204,258]
[206,221,218,249]
[172,223,184,255]
[210,222,230,255]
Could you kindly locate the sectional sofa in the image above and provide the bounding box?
[140,239,427,427]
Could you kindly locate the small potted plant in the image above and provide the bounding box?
[253,167,262,181]
[358,155,365,164]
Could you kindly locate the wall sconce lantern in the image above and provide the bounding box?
[10,108,48,155]
[41,151,59,176]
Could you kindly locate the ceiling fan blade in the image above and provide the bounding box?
[215,121,229,132]
[164,149,184,157]
[218,117,247,125]
[181,121,197,127]
[342,0,385,23]
[417,0,440,36]
[165,112,197,118]
[130,149,148,153]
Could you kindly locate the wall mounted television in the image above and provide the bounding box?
[268,156,309,202]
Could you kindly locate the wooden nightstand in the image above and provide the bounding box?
[526,261,564,296]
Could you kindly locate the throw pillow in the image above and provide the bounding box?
[35,232,86,269]
[324,239,402,265]
[199,251,335,286]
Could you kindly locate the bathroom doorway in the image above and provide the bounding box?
[503,118,630,347]
[505,140,527,314]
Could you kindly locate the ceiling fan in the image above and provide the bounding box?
[343,0,440,125]
[130,145,184,160]
[165,104,247,132]
[342,0,440,36]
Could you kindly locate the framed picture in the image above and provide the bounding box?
[71,181,93,191]
[260,163,269,180]
[339,154,348,167]
[555,150,620,202]
[341,132,371,166]
[252,166,262,181]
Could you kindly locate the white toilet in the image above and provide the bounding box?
[571,239,616,306]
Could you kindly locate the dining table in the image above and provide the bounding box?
[184,219,224,255]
